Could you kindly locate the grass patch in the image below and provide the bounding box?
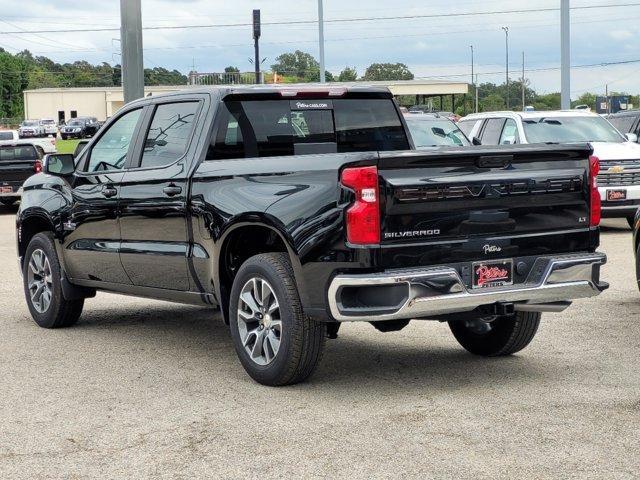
[56,139,81,154]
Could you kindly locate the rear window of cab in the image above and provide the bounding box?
[208,98,410,159]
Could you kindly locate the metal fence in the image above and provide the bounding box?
[188,71,262,86]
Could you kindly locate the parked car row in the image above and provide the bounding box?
[13,116,101,140]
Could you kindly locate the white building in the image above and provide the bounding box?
[23,86,185,123]
[23,80,469,123]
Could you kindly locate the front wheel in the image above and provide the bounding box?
[449,311,541,356]
[229,253,326,386]
[23,232,84,328]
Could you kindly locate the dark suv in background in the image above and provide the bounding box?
[60,117,100,139]
[606,110,640,143]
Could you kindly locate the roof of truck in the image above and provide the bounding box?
[126,83,393,105]
[462,110,599,121]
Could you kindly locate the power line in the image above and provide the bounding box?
[1,2,639,35]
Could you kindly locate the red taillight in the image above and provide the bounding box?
[34,159,42,173]
[589,155,601,227]
[340,166,380,245]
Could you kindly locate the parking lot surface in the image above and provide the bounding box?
[0,206,638,479]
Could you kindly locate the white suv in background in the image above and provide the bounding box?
[39,118,58,136]
[459,110,640,226]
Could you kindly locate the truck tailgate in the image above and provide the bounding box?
[377,145,596,268]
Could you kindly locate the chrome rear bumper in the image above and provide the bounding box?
[328,252,607,322]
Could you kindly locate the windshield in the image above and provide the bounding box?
[21,121,38,127]
[40,119,55,125]
[405,118,470,147]
[67,120,83,126]
[522,116,625,144]
[0,145,38,161]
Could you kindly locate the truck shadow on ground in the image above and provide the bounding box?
[70,301,548,390]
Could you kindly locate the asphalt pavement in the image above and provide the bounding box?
[0,205,638,479]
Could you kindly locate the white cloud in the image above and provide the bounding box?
[609,30,634,40]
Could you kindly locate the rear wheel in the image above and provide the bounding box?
[229,253,326,386]
[449,311,541,356]
[23,232,84,328]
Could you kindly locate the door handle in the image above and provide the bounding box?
[163,184,182,197]
[102,186,117,198]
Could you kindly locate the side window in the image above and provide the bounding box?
[457,119,479,137]
[207,111,245,160]
[481,118,506,145]
[140,102,200,169]
[499,119,520,145]
[86,108,142,173]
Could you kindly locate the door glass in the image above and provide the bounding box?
[86,108,142,173]
[140,102,200,168]
[481,118,506,145]
[499,119,520,144]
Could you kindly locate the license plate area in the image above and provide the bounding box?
[606,189,627,201]
[472,259,513,289]
[0,186,13,194]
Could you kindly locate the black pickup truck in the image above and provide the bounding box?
[1,143,44,206]
[16,85,607,385]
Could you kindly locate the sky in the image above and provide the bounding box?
[1,0,640,97]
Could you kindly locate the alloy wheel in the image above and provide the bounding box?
[27,249,53,314]
[237,277,282,366]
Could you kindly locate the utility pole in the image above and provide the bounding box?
[253,10,261,84]
[318,0,326,83]
[502,26,509,110]
[521,51,525,111]
[475,74,479,113]
[120,0,144,103]
[470,45,476,113]
[561,0,571,109]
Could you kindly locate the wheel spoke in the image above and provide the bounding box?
[250,329,265,359]
[252,278,262,307]
[268,299,279,315]
[266,330,281,358]
[242,327,259,347]
[29,257,39,275]
[261,280,271,308]
[240,290,260,315]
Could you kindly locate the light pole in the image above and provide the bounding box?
[560,0,571,109]
[318,0,326,83]
[470,45,477,113]
[502,26,509,109]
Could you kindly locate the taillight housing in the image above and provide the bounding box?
[34,159,42,173]
[340,166,380,245]
[589,155,601,227]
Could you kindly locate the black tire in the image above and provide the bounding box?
[449,311,541,356]
[229,253,326,386]
[61,135,67,140]
[627,216,635,229]
[23,232,84,328]
[1,199,15,206]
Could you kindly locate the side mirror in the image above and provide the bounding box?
[431,127,447,138]
[472,136,482,146]
[625,133,638,143]
[43,154,75,176]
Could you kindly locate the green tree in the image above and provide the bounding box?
[362,63,414,81]
[572,92,597,109]
[481,94,506,112]
[338,67,358,82]
[271,50,333,82]
[224,66,240,73]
